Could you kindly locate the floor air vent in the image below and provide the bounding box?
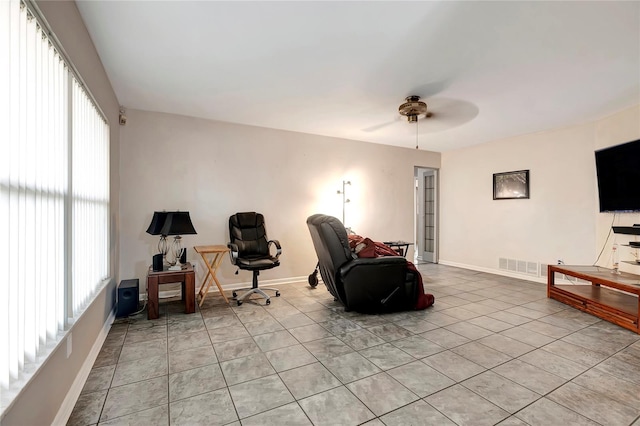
[499,258,508,270]
[499,258,539,277]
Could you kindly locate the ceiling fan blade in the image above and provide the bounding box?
[363,95,478,135]
[362,118,399,133]
[408,79,452,99]
[415,98,479,133]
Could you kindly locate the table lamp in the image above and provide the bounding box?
[161,211,197,271]
[146,211,170,269]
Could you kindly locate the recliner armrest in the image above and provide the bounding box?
[227,242,239,265]
[337,256,417,312]
[339,256,406,277]
[268,240,282,259]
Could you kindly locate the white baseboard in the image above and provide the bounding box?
[438,260,547,285]
[438,260,591,286]
[141,275,310,300]
[200,275,309,295]
[53,309,116,426]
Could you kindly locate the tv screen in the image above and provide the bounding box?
[595,139,640,212]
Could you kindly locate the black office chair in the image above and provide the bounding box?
[228,212,282,305]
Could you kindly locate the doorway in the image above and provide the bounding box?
[415,167,438,263]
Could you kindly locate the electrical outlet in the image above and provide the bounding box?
[66,333,72,358]
[557,259,563,265]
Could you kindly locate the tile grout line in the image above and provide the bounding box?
[69,268,640,426]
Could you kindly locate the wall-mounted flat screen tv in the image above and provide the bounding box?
[595,139,640,212]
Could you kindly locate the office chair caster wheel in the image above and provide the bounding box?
[275,291,280,297]
[265,299,271,305]
[237,300,243,306]
[232,291,237,298]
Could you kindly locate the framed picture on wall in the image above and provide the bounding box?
[493,170,530,200]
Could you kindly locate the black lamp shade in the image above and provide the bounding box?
[146,211,169,235]
[161,211,197,236]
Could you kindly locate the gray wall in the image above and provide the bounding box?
[440,105,640,277]
[2,1,120,424]
[119,110,441,290]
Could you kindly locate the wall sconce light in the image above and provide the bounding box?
[119,106,127,125]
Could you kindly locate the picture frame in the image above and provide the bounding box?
[493,170,530,200]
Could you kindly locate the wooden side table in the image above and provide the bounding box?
[383,241,414,258]
[147,263,195,320]
[194,245,231,306]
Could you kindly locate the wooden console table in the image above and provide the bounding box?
[547,265,640,334]
[147,263,195,320]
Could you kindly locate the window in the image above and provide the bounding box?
[0,0,110,409]
[71,80,110,315]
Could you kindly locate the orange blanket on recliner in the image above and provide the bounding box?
[348,235,434,310]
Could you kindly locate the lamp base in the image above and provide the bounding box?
[168,263,183,271]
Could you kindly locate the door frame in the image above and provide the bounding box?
[414,166,438,263]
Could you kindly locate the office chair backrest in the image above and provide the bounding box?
[229,212,269,257]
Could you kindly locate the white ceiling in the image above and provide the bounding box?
[75,1,640,152]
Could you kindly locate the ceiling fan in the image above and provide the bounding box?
[362,92,479,149]
[398,95,433,122]
[362,94,436,133]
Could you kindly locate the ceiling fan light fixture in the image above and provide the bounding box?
[398,95,428,122]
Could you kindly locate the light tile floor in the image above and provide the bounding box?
[68,264,640,426]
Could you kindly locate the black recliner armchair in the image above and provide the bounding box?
[306,214,420,313]
[228,212,282,305]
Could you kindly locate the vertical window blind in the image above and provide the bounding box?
[71,79,110,316]
[0,0,110,403]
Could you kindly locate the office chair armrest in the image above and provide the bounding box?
[227,243,239,265]
[268,240,282,259]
